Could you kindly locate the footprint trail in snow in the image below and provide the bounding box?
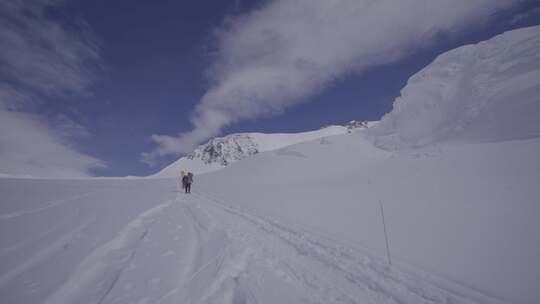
[54,189,506,304]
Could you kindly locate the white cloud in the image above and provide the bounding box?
[0,106,104,178]
[146,0,524,161]
[0,0,100,96]
[0,0,104,178]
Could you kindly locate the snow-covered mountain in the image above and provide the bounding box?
[150,123,369,177]
[369,25,540,149]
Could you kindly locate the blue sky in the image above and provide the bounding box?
[1,0,540,177]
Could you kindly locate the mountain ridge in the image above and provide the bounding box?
[149,121,371,178]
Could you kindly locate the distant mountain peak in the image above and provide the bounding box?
[186,134,259,166]
[149,123,373,178]
[346,120,369,132]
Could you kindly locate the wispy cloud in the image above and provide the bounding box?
[0,0,104,178]
[145,0,523,162]
[512,6,540,24]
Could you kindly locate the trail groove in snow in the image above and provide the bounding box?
[32,187,512,304]
[165,191,506,304]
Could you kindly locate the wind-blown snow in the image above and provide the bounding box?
[369,25,540,149]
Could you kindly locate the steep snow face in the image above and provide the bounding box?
[150,125,353,177]
[369,25,540,149]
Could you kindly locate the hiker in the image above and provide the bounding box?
[180,171,187,190]
[183,172,193,193]
[186,172,193,193]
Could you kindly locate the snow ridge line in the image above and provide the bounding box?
[44,199,173,304]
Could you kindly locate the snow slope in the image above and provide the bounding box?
[2,133,538,303]
[369,25,540,149]
[150,125,354,177]
[196,131,540,304]
[1,172,526,304]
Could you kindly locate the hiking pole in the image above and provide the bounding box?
[379,199,392,266]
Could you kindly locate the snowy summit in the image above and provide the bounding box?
[151,124,369,177]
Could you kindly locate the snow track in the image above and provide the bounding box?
[174,191,506,304]
[9,186,506,304]
[87,190,503,304]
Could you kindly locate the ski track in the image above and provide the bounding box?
[40,189,508,304]
[177,191,506,304]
